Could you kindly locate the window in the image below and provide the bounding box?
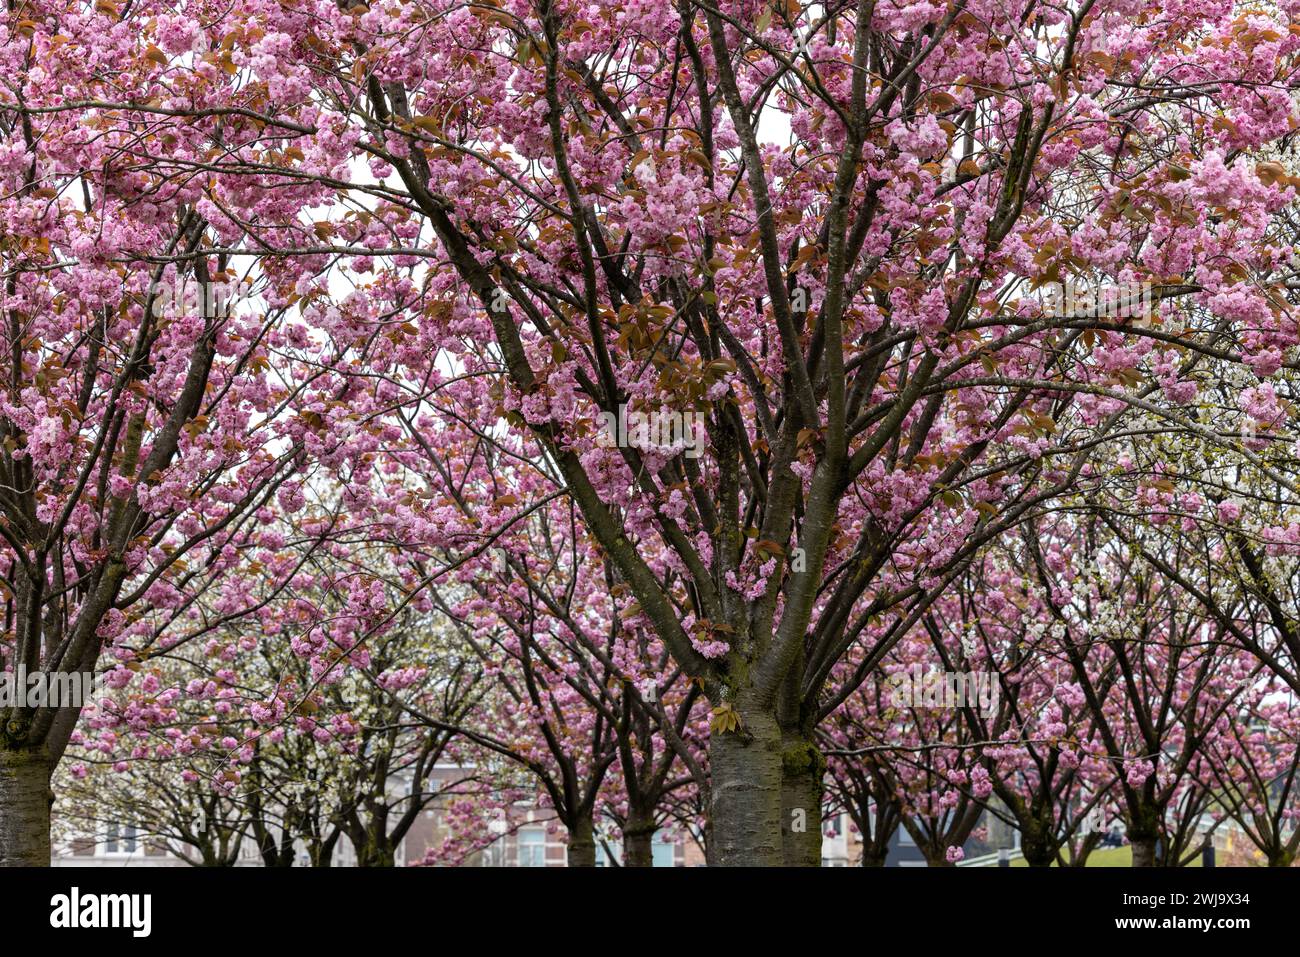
[105,823,137,855]
[595,841,621,867]
[651,832,675,868]
[518,827,546,867]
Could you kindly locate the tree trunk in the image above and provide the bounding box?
[255,823,295,867]
[709,703,783,866]
[310,831,340,867]
[566,811,597,867]
[1130,834,1157,867]
[0,747,51,867]
[355,841,396,867]
[780,731,824,866]
[1020,824,1055,867]
[622,811,656,867]
[258,837,294,867]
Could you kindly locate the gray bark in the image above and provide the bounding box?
[1130,835,1157,867]
[0,747,50,866]
[567,811,597,867]
[709,704,783,866]
[780,731,825,866]
[622,811,656,867]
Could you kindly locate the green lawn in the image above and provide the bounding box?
[1010,846,1203,867]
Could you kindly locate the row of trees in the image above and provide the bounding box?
[54,487,1300,866]
[4,0,1300,865]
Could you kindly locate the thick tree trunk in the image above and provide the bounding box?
[1130,834,1157,867]
[566,811,597,867]
[349,817,398,867]
[257,832,295,867]
[355,841,396,867]
[1020,824,1055,867]
[709,703,783,866]
[860,851,886,867]
[622,811,656,867]
[780,731,825,866]
[198,846,239,867]
[1128,803,1161,866]
[0,747,51,867]
[309,831,340,867]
